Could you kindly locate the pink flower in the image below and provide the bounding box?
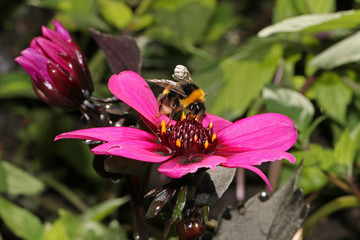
[55,71,297,190]
[15,20,93,109]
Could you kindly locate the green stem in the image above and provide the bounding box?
[341,76,360,94]
[303,195,360,236]
[184,43,213,62]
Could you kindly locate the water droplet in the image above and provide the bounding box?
[258,191,270,201]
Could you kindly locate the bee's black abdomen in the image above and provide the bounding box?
[182,83,200,95]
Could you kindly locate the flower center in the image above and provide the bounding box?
[158,113,217,157]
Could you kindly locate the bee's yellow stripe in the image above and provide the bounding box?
[179,88,205,108]
[162,88,170,94]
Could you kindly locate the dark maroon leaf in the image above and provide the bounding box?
[90,29,141,74]
[104,156,151,176]
[194,167,236,208]
[215,166,309,240]
[145,188,177,219]
[92,155,123,181]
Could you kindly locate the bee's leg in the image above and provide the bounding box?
[154,104,166,118]
[197,108,206,120]
[169,108,177,121]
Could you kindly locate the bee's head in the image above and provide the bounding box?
[188,101,206,116]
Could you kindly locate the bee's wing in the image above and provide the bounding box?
[146,79,186,97]
[172,65,193,83]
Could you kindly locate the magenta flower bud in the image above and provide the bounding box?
[15,20,93,109]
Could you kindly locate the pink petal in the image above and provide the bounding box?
[20,48,49,70]
[55,126,157,142]
[42,26,75,56]
[33,37,71,71]
[15,56,42,82]
[16,49,53,84]
[53,20,72,41]
[233,165,272,191]
[91,140,173,163]
[108,71,171,128]
[202,113,232,132]
[217,113,297,152]
[220,150,296,167]
[158,154,227,178]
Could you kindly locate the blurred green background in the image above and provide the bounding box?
[1,0,360,239]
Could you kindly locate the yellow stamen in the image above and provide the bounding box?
[195,115,199,121]
[204,140,209,149]
[194,134,198,142]
[211,133,217,142]
[209,122,213,129]
[176,138,181,147]
[181,111,186,121]
[161,120,166,135]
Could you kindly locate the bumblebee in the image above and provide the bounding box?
[147,65,206,119]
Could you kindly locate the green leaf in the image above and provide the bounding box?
[0,71,35,98]
[206,44,283,119]
[0,160,45,195]
[259,10,360,37]
[280,165,328,195]
[129,14,154,31]
[48,0,111,32]
[171,186,187,223]
[98,0,133,29]
[33,0,95,13]
[57,210,106,239]
[42,221,70,240]
[298,167,328,194]
[332,129,359,179]
[55,139,99,182]
[262,85,314,131]
[43,206,129,240]
[303,0,335,14]
[310,72,352,124]
[82,196,130,221]
[146,0,216,47]
[298,115,327,147]
[291,144,334,169]
[310,30,360,69]
[0,197,44,240]
[54,12,111,32]
[204,2,239,42]
[104,220,128,240]
[272,0,335,23]
[272,0,298,23]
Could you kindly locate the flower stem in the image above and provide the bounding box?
[348,179,360,201]
[298,73,319,95]
[302,195,360,237]
[325,172,352,193]
[236,168,245,202]
[267,160,282,193]
[126,169,151,240]
[133,197,148,240]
